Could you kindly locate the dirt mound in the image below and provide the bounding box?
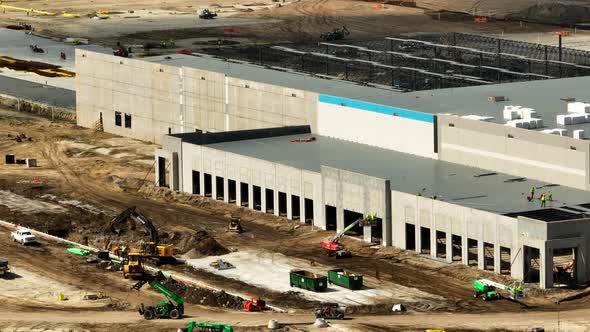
[510,3,590,24]
[177,230,230,257]
[162,278,244,309]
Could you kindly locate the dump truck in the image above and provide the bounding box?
[328,269,363,290]
[289,270,327,292]
[187,321,233,332]
[0,257,9,278]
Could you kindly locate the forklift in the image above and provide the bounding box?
[133,271,185,320]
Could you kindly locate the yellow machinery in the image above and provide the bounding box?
[111,207,176,265]
[123,252,145,279]
[226,216,243,233]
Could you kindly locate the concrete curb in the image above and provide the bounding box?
[0,219,286,313]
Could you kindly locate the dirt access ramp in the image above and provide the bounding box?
[415,0,590,24]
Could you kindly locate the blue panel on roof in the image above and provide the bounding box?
[319,94,434,123]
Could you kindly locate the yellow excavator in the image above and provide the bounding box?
[111,207,175,267]
[226,216,243,233]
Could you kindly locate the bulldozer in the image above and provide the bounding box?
[319,26,350,41]
[226,216,243,233]
[123,252,145,279]
[111,207,176,265]
[198,8,217,19]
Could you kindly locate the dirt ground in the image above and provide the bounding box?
[3,109,590,331]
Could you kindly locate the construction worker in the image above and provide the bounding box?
[541,193,547,208]
[112,245,120,258]
[121,246,128,259]
[549,191,553,201]
[530,186,535,199]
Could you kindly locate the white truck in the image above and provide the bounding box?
[10,228,37,245]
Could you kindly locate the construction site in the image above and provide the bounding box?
[4,0,590,331]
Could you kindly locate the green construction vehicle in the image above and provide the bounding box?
[473,278,524,301]
[132,272,185,320]
[187,321,233,332]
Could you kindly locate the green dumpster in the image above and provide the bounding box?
[289,270,327,292]
[327,269,363,290]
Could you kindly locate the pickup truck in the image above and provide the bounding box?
[10,228,37,245]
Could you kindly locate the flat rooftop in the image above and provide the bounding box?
[146,53,590,134]
[203,134,590,215]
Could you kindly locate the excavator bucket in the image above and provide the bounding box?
[227,217,243,233]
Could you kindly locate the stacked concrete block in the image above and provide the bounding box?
[556,113,590,125]
[574,129,585,140]
[506,118,543,129]
[541,128,568,136]
[567,102,590,114]
[502,105,537,120]
[461,114,495,122]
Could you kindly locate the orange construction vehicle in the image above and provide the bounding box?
[243,297,266,312]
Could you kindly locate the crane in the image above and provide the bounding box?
[133,271,185,320]
[110,207,175,264]
[321,215,377,258]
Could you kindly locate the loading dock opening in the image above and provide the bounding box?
[215,176,224,200]
[278,192,287,217]
[157,157,167,188]
[500,246,511,275]
[467,238,478,267]
[405,224,416,251]
[304,198,313,224]
[484,242,494,271]
[253,186,262,210]
[343,210,363,237]
[436,231,446,259]
[325,205,336,230]
[371,217,383,242]
[524,246,540,284]
[240,182,249,207]
[204,173,212,197]
[265,188,274,213]
[452,235,462,261]
[420,227,431,255]
[192,171,200,195]
[291,195,300,220]
[228,179,236,203]
[553,247,576,287]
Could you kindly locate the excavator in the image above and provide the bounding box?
[111,207,175,265]
[226,216,243,233]
[321,215,377,258]
[133,271,185,320]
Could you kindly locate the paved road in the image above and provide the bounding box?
[0,75,75,109]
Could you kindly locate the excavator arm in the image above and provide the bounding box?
[111,206,159,244]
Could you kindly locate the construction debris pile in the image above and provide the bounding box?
[178,230,229,258]
[162,278,245,309]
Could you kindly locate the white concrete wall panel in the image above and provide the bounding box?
[316,96,436,159]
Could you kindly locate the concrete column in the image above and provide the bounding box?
[235,182,241,207]
[248,184,254,210]
[154,155,160,186]
[430,228,437,258]
[511,245,524,281]
[383,183,392,247]
[261,187,267,213]
[315,199,325,230]
[363,226,372,243]
[287,194,293,220]
[336,207,344,233]
[199,172,205,196]
[223,178,229,203]
[576,243,587,285]
[415,226,422,255]
[446,232,453,263]
[273,190,279,217]
[477,240,485,270]
[494,243,501,274]
[171,152,179,191]
[299,195,306,224]
[461,236,468,265]
[540,244,553,289]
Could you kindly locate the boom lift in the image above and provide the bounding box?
[321,215,377,258]
[111,207,175,264]
[133,271,185,320]
[473,278,524,301]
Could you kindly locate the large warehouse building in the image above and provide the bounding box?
[76,49,590,288]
